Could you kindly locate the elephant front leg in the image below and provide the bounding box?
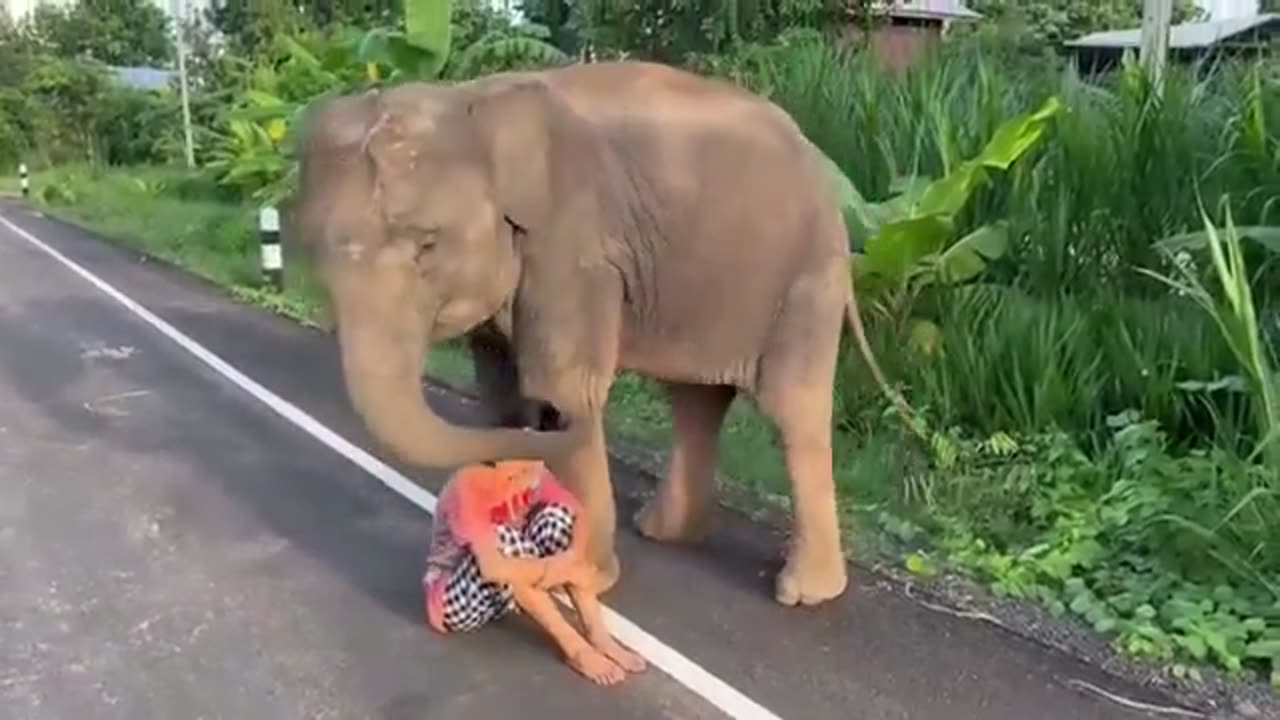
[555,410,620,594]
[512,267,624,594]
[523,376,620,595]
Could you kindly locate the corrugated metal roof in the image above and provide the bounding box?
[1065,13,1280,49]
[864,0,983,22]
[108,65,177,91]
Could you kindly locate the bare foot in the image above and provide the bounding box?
[567,645,626,686]
[592,635,647,673]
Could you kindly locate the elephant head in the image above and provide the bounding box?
[293,75,595,469]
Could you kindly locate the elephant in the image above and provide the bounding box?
[293,60,910,607]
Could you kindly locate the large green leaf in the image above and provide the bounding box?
[914,96,1064,218]
[357,28,442,79]
[936,222,1011,284]
[845,96,1062,295]
[404,0,452,77]
[861,214,955,280]
[913,161,983,219]
[226,102,295,124]
[867,174,933,226]
[974,95,1065,171]
[356,28,392,67]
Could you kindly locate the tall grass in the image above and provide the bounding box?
[719,35,1279,449]
[730,36,1280,296]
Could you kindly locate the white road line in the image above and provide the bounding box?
[0,212,785,720]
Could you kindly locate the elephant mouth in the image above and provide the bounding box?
[432,296,506,341]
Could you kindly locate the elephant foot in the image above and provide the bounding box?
[774,546,849,607]
[633,494,709,544]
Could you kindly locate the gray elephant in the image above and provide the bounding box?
[294,60,909,607]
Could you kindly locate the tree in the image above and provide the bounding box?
[27,0,174,67]
[204,0,404,56]
[525,0,840,62]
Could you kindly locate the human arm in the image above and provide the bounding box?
[470,531,552,586]
[531,469,593,589]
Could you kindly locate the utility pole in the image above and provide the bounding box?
[1139,0,1174,94]
[172,0,196,169]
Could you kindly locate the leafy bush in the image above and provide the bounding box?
[0,49,184,171]
[916,411,1279,685]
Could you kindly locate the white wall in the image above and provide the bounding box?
[1195,0,1261,20]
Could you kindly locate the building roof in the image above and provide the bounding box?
[1065,13,1280,49]
[860,0,983,22]
[108,65,176,91]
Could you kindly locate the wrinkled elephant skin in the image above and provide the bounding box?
[294,61,902,607]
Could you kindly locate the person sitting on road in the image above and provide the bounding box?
[422,458,647,686]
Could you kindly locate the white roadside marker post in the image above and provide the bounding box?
[258,206,283,292]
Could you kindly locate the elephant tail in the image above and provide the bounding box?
[842,268,925,442]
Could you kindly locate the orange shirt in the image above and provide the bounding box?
[423,461,582,632]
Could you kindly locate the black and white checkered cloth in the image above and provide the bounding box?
[441,502,575,632]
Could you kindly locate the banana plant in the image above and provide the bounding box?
[357,0,453,82]
[208,0,569,205]
[443,21,569,79]
[824,95,1064,356]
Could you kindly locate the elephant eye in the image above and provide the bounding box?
[410,227,441,261]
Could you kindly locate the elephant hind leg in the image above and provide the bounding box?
[751,273,849,606]
[634,382,736,544]
[764,402,846,607]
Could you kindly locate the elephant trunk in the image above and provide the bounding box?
[334,295,560,469]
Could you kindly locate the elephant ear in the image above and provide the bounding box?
[460,74,609,236]
[358,87,454,228]
[295,90,382,254]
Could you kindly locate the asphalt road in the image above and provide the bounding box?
[0,200,1183,720]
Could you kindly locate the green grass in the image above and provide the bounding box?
[18,165,265,287]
